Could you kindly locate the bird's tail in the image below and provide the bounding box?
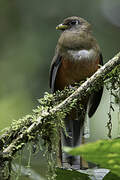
[61,109,86,169]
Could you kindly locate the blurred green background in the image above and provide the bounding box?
[0,0,120,179]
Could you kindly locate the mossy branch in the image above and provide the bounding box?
[1,51,120,157]
[0,52,120,179]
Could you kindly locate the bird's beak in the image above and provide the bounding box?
[56,23,68,30]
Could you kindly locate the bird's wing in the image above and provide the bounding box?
[88,53,104,117]
[49,52,62,93]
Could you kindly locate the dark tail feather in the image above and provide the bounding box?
[61,112,85,169]
[88,87,103,118]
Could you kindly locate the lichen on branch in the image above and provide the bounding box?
[0,52,120,179]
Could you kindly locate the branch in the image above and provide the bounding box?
[0,51,120,163]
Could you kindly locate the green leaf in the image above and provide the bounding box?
[56,168,90,180]
[64,139,120,177]
[103,171,120,180]
[56,168,117,180]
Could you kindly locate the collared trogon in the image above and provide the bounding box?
[49,16,103,169]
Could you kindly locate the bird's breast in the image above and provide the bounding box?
[67,49,96,61]
[55,49,100,90]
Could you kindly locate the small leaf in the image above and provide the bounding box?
[56,167,90,180]
[64,139,120,177]
[103,171,120,180]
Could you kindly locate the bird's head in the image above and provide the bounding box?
[56,16,91,32]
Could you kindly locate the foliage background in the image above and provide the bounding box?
[0,0,120,179]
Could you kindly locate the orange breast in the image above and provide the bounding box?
[55,57,100,90]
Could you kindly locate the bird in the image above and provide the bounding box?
[49,16,103,169]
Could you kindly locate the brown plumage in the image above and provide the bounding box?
[49,16,103,169]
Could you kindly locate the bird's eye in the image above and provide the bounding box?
[69,20,79,25]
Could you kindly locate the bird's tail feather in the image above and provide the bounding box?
[61,112,85,169]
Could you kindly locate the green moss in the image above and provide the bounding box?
[0,63,120,179]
